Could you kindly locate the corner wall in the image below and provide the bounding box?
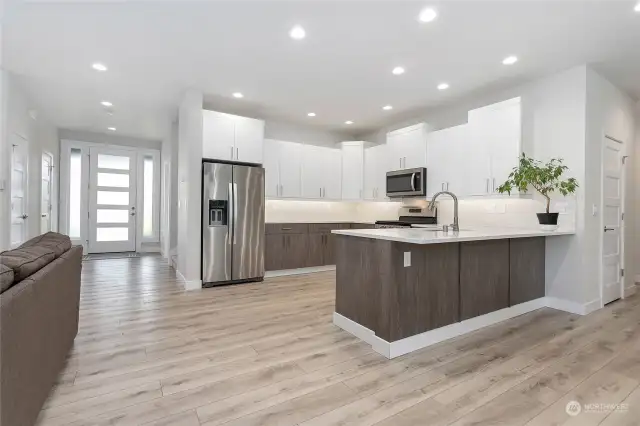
[176,90,203,286]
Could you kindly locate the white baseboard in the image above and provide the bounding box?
[624,285,637,298]
[333,296,607,359]
[265,265,335,278]
[175,269,202,291]
[636,275,640,285]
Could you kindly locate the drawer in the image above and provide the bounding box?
[308,223,350,233]
[350,223,375,229]
[265,223,309,234]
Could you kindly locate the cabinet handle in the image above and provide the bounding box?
[319,188,322,198]
[230,146,234,159]
[492,178,496,193]
[446,182,450,191]
[282,227,292,231]
[276,184,279,196]
[236,147,239,159]
[486,178,490,193]
[441,183,444,191]
[280,184,283,196]
[399,158,402,168]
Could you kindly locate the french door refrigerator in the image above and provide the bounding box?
[202,161,265,286]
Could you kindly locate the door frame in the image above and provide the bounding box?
[599,134,626,308]
[59,139,161,253]
[41,151,55,234]
[10,134,29,248]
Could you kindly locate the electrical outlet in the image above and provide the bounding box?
[404,251,411,267]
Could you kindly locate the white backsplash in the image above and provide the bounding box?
[266,197,576,229]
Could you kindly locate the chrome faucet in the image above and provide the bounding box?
[428,191,459,232]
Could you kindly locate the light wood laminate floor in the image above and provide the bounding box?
[36,255,640,426]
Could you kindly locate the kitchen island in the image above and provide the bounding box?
[330,227,574,358]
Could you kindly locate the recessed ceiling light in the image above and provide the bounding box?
[107,127,116,131]
[232,92,244,98]
[502,56,518,65]
[92,63,108,72]
[289,25,306,40]
[345,121,354,125]
[382,105,393,111]
[418,7,438,23]
[307,112,316,117]
[101,101,113,107]
[392,66,405,75]
[437,83,449,90]
[634,2,640,11]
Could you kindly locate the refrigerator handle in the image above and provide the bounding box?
[228,182,234,244]
[233,183,238,244]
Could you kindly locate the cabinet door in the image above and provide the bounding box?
[387,124,427,170]
[265,234,284,271]
[488,99,521,193]
[263,139,281,198]
[301,145,324,199]
[323,233,337,265]
[426,124,469,198]
[306,233,325,267]
[341,143,364,200]
[386,132,406,170]
[278,141,302,198]
[234,116,264,164]
[374,144,390,200]
[282,234,309,269]
[363,146,378,200]
[426,130,448,198]
[202,110,235,161]
[323,148,343,200]
[467,109,492,196]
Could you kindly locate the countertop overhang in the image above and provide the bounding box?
[331,226,575,244]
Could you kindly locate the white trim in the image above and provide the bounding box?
[265,265,335,278]
[176,268,202,291]
[635,275,640,284]
[623,285,637,298]
[333,296,602,359]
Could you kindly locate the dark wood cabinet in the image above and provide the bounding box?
[323,233,337,265]
[282,234,309,270]
[265,234,284,271]
[510,237,545,306]
[306,233,325,267]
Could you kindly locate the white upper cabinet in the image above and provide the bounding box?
[301,145,342,200]
[426,124,469,198]
[202,110,265,164]
[234,116,265,164]
[340,142,365,200]
[467,97,521,196]
[364,144,389,201]
[202,110,236,161]
[386,123,428,170]
[263,139,302,198]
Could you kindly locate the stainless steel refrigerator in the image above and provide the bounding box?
[202,161,265,286]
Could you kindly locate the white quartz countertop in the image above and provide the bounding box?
[331,226,575,244]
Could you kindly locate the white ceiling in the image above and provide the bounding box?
[4,0,640,141]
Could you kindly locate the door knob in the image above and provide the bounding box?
[604,227,615,232]
[131,212,136,216]
[20,214,28,219]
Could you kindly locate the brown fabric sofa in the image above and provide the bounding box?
[0,233,82,426]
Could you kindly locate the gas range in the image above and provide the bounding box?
[374,206,437,229]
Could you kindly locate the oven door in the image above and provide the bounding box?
[386,168,426,197]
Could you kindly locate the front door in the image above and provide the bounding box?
[41,153,53,233]
[88,147,137,253]
[602,136,624,305]
[10,135,29,248]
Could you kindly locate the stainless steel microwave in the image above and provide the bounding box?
[386,167,427,198]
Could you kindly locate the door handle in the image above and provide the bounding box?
[130,211,136,216]
[20,214,28,219]
[604,227,615,232]
[410,173,416,191]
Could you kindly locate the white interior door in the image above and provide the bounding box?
[88,147,137,253]
[602,136,623,305]
[41,153,53,233]
[10,135,29,248]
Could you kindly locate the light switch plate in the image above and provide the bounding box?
[404,251,411,267]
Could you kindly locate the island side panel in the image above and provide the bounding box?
[335,235,393,339]
[509,237,546,306]
[460,239,510,321]
[388,242,460,342]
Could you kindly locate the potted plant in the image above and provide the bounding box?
[496,153,578,230]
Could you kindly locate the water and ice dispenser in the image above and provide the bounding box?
[208,200,228,227]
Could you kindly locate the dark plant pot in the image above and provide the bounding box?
[537,213,559,230]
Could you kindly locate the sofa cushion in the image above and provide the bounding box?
[0,264,14,293]
[0,246,57,282]
[19,232,72,258]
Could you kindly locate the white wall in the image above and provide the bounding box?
[58,128,161,150]
[0,72,59,250]
[176,90,203,285]
[264,120,351,147]
[160,118,179,261]
[584,70,636,301]
[636,101,640,284]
